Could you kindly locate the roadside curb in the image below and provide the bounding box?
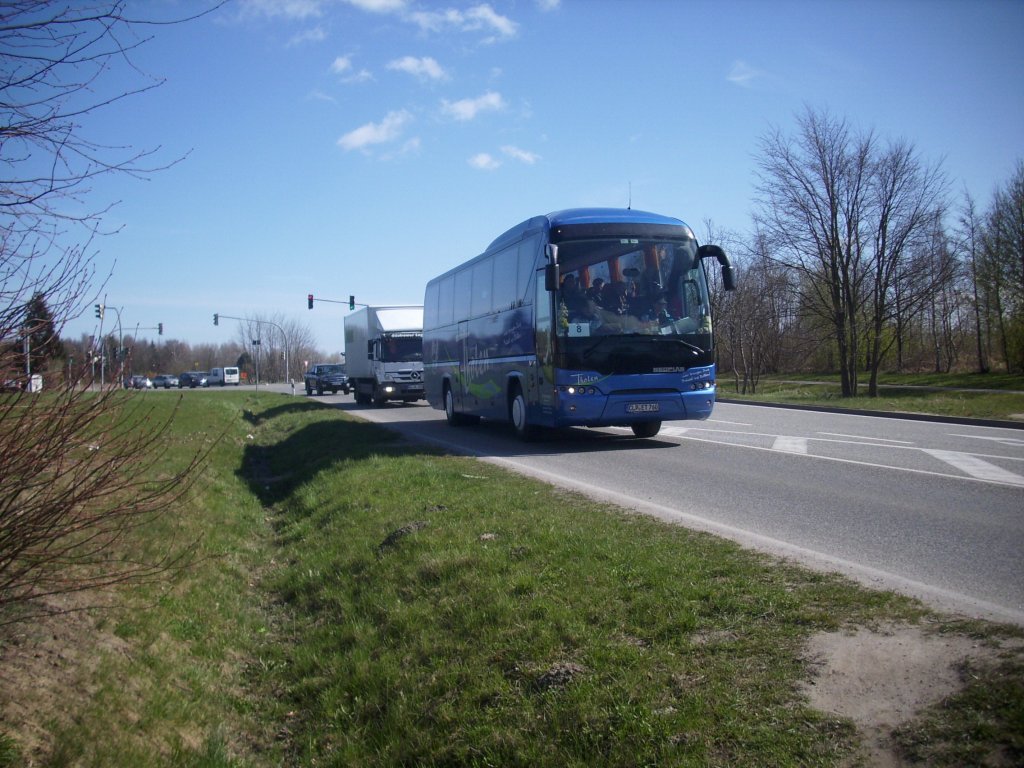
[715,397,1024,431]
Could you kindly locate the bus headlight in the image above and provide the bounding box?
[562,386,598,396]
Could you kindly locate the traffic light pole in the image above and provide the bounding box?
[307,295,363,310]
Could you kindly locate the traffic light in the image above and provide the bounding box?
[308,293,314,310]
[213,313,219,326]
[94,303,103,319]
[158,322,163,336]
[349,295,355,310]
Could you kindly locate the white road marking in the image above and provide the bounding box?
[818,432,916,444]
[922,450,1024,487]
[949,434,1024,448]
[773,436,808,453]
[614,427,1024,488]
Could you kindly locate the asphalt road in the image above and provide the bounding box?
[259,386,1024,626]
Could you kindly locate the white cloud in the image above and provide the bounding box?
[408,3,517,40]
[441,91,506,121]
[501,145,540,164]
[338,110,412,152]
[387,55,447,81]
[465,4,517,39]
[331,55,373,82]
[536,0,560,10]
[727,60,763,88]
[469,153,501,171]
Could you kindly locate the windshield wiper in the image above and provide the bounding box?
[582,336,613,360]
[650,337,703,356]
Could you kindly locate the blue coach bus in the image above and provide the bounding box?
[423,208,736,440]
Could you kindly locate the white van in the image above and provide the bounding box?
[208,366,241,386]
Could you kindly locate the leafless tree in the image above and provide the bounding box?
[754,107,873,397]
[0,2,220,620]
[957,190,990,373]
[715,229,795,393]
[982,161,1024,371]
[755,107,952,395]
[233,312,318,383]
[863,141,948,393]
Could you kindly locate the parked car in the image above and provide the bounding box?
[177,371,208,388]
[152,374,178,389]
[127,375,152,389]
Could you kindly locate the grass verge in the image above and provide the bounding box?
[1,391,1021,766]
[719,372,1024,422]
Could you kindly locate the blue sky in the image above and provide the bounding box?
[60,0,1024,354]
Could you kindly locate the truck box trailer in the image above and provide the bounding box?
[344,305,424,406]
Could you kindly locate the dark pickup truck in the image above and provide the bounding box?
[304,364,350,395]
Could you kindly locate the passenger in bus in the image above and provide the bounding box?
[586,277,605,303]
[601,281,630,315]
[641,294,674,327]
[571,296,629,334]
[560,273,586,316]
[627,280,652,317]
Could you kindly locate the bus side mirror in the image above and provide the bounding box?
[544,243,560,291]
[697,244,737,291]
[545,263,560,292]
[721,265,737,291]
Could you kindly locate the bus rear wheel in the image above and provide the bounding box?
[631,421,662,438]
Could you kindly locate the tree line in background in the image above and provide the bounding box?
[52,312,335,387]
[711,108,1024,394]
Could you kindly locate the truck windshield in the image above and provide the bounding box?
[382,335,423,363]
[555,237,711,346]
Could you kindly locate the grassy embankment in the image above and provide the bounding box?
[718,371,1024,422]
[0,389,1022,766]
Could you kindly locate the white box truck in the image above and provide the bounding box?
[344,306,424,406]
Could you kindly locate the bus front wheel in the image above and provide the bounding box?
[510,388,538,441]
[444,386,460,425]
[631,421,662,438]
[444,385,477,426]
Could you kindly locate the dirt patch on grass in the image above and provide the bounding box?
[0,591,129,763]
[800,623,1010,766]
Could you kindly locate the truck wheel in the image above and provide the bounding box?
[373,388,386,407]
[316,384,323,396]
[305,385,312,395]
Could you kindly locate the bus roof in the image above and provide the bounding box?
[546,208,690,229]
[485,207,693,253]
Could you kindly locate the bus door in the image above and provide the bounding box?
[457,319,471,409]
[534,267,555,415]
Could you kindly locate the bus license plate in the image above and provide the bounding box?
[627,403,660,413]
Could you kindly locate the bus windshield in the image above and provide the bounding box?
[555,237,711,345]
